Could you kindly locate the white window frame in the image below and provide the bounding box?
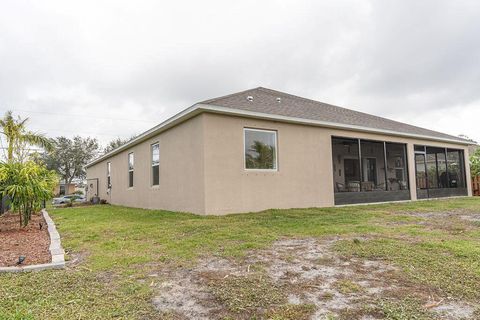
[107,162,111,188]
[243,128,278,171]
[128,152,134,188]
[151,142,160,186]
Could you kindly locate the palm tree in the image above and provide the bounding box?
[0,111,54,162]
[245,140,275,169]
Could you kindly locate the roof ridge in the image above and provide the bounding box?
[200,87,262,104]
[256,87,348,109]
[200,86,468,143]
[255,87,388,120]
[256,87,465,140]
[204,86,360,114]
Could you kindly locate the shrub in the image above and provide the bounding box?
[470,148,480,177]
[0,161,58,227]
[65,198,74,207]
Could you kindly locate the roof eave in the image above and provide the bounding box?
[86,103,471,168]
[85,104,203,168]
[198,104,471,145]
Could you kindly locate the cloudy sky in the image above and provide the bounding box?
[1,0,479,149]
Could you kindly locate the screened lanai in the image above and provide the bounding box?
[414,145,467,199]
[332,137,410,205]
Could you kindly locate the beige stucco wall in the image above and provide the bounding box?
[86,114,206,213]
[54,183,75,196]
[202,113,472,214]
[86,112,472,215]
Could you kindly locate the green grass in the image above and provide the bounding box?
[208,273,285,313]
[376,298,434,320]
[336,237,480,301]
[265,304,316,320]
[1,197,479,319]
[334,279,363,294]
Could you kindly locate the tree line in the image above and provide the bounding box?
[0,110,134,226]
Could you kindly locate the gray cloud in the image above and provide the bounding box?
[1,0,479,146]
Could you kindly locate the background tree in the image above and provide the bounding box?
[43,136,99,187]
[470,148,480,177]
[458,134,477,144]
[0,110,53,162]
[457,135,479,178]
[103,135,137,154]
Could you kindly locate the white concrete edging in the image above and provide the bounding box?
[0,209,65,272]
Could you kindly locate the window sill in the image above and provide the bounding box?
[244,169,279,175]
[244,169,278,172]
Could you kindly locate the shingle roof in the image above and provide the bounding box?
[86,87,471,168]
[201,87,469,143]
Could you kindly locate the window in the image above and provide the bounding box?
[414,145,425,153]
[426,147,445,189]
[128,152,134,188]
[447,150,466,188]
[151,143,159,185]
[244,128,277,170]
[415,153,427,189]
[361,140,386,191]
[331,138,360,192]
[386,143,408,191]
[332,138,409,193]
[107,162,111,188]
[436,149,447,188]
[414,145,467,191]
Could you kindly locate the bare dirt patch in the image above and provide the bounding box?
[397,208,480,233]
[249,238,402,318]
[401,208,480,221]
[0,211,51,267]
[152,261,227,320]
[151,237,478,319]
[460,213,480,223]
[66,250,90,268]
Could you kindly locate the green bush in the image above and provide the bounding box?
[470,148,480,177]
[0,161,58,227]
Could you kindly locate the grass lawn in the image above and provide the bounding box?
[1,198,479,319]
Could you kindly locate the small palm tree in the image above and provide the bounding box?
[0,111,53,162]
[245,140,275,169]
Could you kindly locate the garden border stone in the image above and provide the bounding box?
[0,209,65,272]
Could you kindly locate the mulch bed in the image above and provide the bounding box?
[0,211,51,267]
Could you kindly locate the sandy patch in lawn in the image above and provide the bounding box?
[460,213,480,223]
[397,209,480,234]
[0,211,51,266]
[401,208,480,222]
[432,301,477,320]
[250,238,399,318]
[152,258,241,319]
[151,238,478,319]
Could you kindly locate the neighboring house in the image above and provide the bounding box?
[54,179,85,196]
[54,180,76,196]
[85,87,472,215]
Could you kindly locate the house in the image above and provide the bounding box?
[54,179,86,196]
[85,87,472,214]
[54,180,76,196]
